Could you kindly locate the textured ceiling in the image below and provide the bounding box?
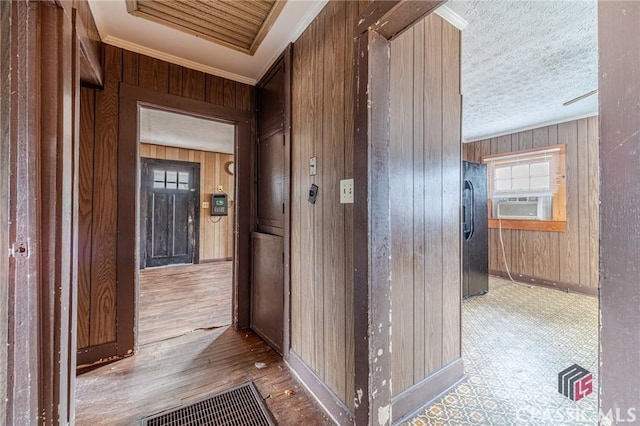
[139,107,235,154]
[446,0,598,142]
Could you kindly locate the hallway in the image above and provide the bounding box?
[75,263,330,425]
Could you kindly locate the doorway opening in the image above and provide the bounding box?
[411,2,600,424]
[136,106,235,349]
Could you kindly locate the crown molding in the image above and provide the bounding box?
[102,35,257,85]
[435,5,468,30]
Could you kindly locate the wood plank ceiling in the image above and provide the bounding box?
[126,0,286,55]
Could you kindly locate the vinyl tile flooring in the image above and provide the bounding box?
[406,277,599,426]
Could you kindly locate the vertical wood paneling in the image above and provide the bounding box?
[290,22,303,369]
[138,55,168,93]
[586,116,599,287]
[390,25,414,395]
[79,45,253,356]
[465,117,599,288]
[312,9,325,381]
[290,0,357,409]
[78,87,95,349]
[577,119,590,286]
[293,20,315,367]
[411,18,426,383]
[168,63,182,96]
[182,68,206,101]
[89,45,120,346]
[422,13,443,378]
[206,75,224,105]
[321,0,346,398]
[389,14,461,395]
[557,120,580,284]
[140,143,234,261]
[122,50,138,86]
[440,20,461,366]
[222,80,235,108]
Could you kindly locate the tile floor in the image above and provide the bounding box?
[407,277,599,425]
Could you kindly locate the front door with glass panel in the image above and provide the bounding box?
[142,158,200,268]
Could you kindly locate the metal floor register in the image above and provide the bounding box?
[141,382,276,426]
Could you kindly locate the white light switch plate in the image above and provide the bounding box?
[340,179,354,204]
[309,156,317,176]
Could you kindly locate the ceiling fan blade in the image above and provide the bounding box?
[563,89,598,106]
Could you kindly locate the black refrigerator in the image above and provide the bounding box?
[462,161,488,298]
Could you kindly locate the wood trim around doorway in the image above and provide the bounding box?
[117,83,253,357]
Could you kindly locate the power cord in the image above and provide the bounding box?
[207,216,223,224]
[498,217,532,288]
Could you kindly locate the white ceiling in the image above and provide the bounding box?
[88,0,328,85]
[139,107,235,154]
[92,0,598,144]
[446,0,599,142]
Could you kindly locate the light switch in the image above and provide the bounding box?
[340,179,354,204]
[202,201,210,209]
[309,157,317,176]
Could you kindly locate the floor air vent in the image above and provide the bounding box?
[141,382,276,426]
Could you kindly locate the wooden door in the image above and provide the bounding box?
[142,159,200,268]
[252,52,290,354]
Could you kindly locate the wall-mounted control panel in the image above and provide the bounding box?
[210,193,228,216]
[308,184,319,204]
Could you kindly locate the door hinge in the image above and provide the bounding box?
[9,242,29,258]
[282,203,285,214]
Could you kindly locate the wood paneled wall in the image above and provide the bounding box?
[77,46,252,356]
[463,116,599,290]
[290,0,364,410]
[389,14,462,396]
[599,1,640,413]
[140,143,234,261]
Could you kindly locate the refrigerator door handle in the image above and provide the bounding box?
[464,179,475,241]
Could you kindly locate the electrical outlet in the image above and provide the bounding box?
[202,202,210,209]
[309,156,317,176]
[340,179,354,204]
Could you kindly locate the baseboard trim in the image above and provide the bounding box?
[391,358,465,425]
[490,270,599,297]
[287,350,354,426]
[76,342,120,371]
[199,257,233,264]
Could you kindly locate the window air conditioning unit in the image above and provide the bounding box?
[493,196,552,220]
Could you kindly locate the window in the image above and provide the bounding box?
[152,169,190,191]
[483,144,566,232]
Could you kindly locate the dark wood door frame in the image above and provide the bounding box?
[352,2,445,425]
[140,158,201,268]
[3,2,83,424]
[118,83,253,356]
[598,1,640,418]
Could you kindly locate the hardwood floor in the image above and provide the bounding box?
[138,262,233,346]
[75,262,331,425]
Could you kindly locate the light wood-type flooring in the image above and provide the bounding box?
[75,262,331,425]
